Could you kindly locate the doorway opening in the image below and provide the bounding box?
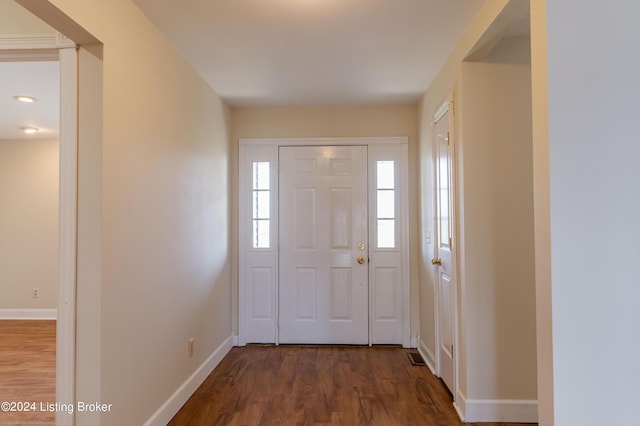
[0,55,60,424]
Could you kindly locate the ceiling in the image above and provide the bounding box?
[131,0,486,107]
[0,60,59,141]
[0,1,490,140]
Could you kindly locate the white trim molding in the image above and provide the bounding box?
[433,99,451,124]
[144,334,234,426]
[0,32,75,49]
[418,337,437,375]
[409,335,418,348]
[454,389,467,422]
[0,33,75,62]
[56,47,79,426]
[0,309,57,320]
[455,390,538,423]
[239,136,408,147]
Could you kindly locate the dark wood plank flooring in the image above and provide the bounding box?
[170,345,536,426]
[0,320,56,425]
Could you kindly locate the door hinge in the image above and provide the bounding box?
[447,131,451,146]
[451,344,454,357]
[449,236,452,247]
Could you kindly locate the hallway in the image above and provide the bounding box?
[170,346,536,426]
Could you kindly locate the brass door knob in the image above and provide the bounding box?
[431,257,442,266]
[357,256,366,264]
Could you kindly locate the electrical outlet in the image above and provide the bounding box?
[188,337,194,357]
[32,288,39,298]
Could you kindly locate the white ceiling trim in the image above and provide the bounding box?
[0,48,57,62]
[0,32,75,56]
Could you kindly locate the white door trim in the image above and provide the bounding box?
[239,137,410,347]
[240,136,408,147]
[57,46,79,426]
[432,96,461,404]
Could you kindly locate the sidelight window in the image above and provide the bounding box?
[252,162,270,248]
[376,161,396,248]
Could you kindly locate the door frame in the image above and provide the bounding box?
[0,35,78,426]
[432,97,460,400]
[238,137,410,347]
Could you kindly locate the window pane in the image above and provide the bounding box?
[438,147,450,247]
[253,219,270,248]
[377,189,395,219]
[439,188,450,247]
[377,219,395,248]
[377,161,394,189]
[253,190,270,219]
[251,161,270,248]
[253,162,270,190]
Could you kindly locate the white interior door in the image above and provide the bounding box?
[434,109,455,393]
[278,146,368,344]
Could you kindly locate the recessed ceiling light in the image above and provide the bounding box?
[13,95,38,103]
[21,126,39,134]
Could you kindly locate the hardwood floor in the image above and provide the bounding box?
[0,320,56,425]
[170,346,536,426]
[0,325,537,425]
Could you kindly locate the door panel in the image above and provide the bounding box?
[295,268,318,320]
[279,146,368,344]
[295,188,316,249]
[368,148,407,344]
[330,188,352,248]
[250,267,273,319]
[329,268,352,319]
[374,267,398,319]
[435,109,455,393]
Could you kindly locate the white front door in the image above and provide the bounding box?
[278,146,369,344]
[434,109,455,393]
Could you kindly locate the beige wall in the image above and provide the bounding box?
[459,61,536,399]
[230,105,420,339]
[17,0,233,424]
[0,139,58,310]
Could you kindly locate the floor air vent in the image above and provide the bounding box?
[407,351,426,366]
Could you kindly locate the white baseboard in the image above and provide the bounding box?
[233,333,239,347]
[454,389,467,421]
[0,309,57,320]
[410,335,418,348]
[143,334,234,426]
[418,338,437,375]
[455,390,538,423]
